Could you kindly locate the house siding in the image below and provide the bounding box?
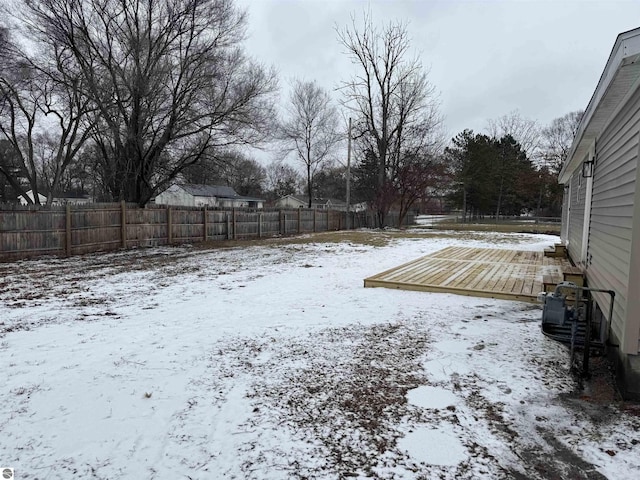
[561,185,570,243]
[275,196,305,209]
[155,188,198,207]
[155,185,264,208]
[567,170,585,263]
[588,85,640,353]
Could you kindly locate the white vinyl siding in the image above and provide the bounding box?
[561,185,570,243]
[155,187,196,207]
[587,85,640,349]
[567,171,585,263]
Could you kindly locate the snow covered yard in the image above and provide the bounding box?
[1,230,639,479]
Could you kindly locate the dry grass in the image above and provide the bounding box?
[192,226,557,251]
[425,221,561,235]
[244,321,433,478]
[192,230,422,249]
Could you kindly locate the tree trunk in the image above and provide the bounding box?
[307,162,312,208]
[536,177,544,217]
[495,176,504,219]
[462,187,467,223]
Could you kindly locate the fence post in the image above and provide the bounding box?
[120,200,127,248]
[232,208,236,239]
[258,212,263,238]
[65,203,72,256]
[297,208,302,234]
[279,210,284,235]
[313,209,317,232]
[203,206,208,241]
[167,206,173,244]
[226,212,231,240]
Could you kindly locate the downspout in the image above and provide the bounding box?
[580,145,595,267]
[565,181,572,247]
[561,184,570,243]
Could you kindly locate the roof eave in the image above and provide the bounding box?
[559,27,640,184]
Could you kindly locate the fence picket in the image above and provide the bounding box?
[0,204,412,261]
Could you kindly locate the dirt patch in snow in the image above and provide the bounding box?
[200,315,633,479]
[204,321,432,478]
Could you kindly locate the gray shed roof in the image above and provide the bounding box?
[181,184,240,198]
[180,184,264,202]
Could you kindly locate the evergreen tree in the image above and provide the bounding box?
[446,131,537,218]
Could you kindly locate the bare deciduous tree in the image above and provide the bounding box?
[0,21,93,205]
[337,14,442,224]
[0,60,40,202]
[394,153,448,226]
[265,160,302,200]
[540,110,584,172]
[486,110,541,162]
[279,79,340,208]
[0,23,8,58]
[16,0,277,206]
[182,149,266,197]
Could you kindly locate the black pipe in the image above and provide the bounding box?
[552,282,616,378]
[582,297,591,378]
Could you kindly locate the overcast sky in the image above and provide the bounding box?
[237,0,640,145]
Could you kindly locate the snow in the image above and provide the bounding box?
[1,229,640,479]
[406,385,459,410]
[397,428,467,467]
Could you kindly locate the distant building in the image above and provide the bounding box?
[18,190,47,205]
[155,184,264,209]
[275,194,363,211]
[52,192,92,205]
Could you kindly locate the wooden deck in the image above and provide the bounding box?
[364,246,573,303]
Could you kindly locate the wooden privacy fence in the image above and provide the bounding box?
[0,203,362,261]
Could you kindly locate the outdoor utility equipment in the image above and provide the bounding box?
[539,282,615,377]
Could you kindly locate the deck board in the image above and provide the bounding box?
[363,246,571,303]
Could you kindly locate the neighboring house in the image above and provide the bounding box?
[155,184,264,209]
[274,194,304,208]
[275,194,354,211]
[18,190,47,205]
[350,201,368,213]
[51,192,92,205]
[558,27,640,398]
